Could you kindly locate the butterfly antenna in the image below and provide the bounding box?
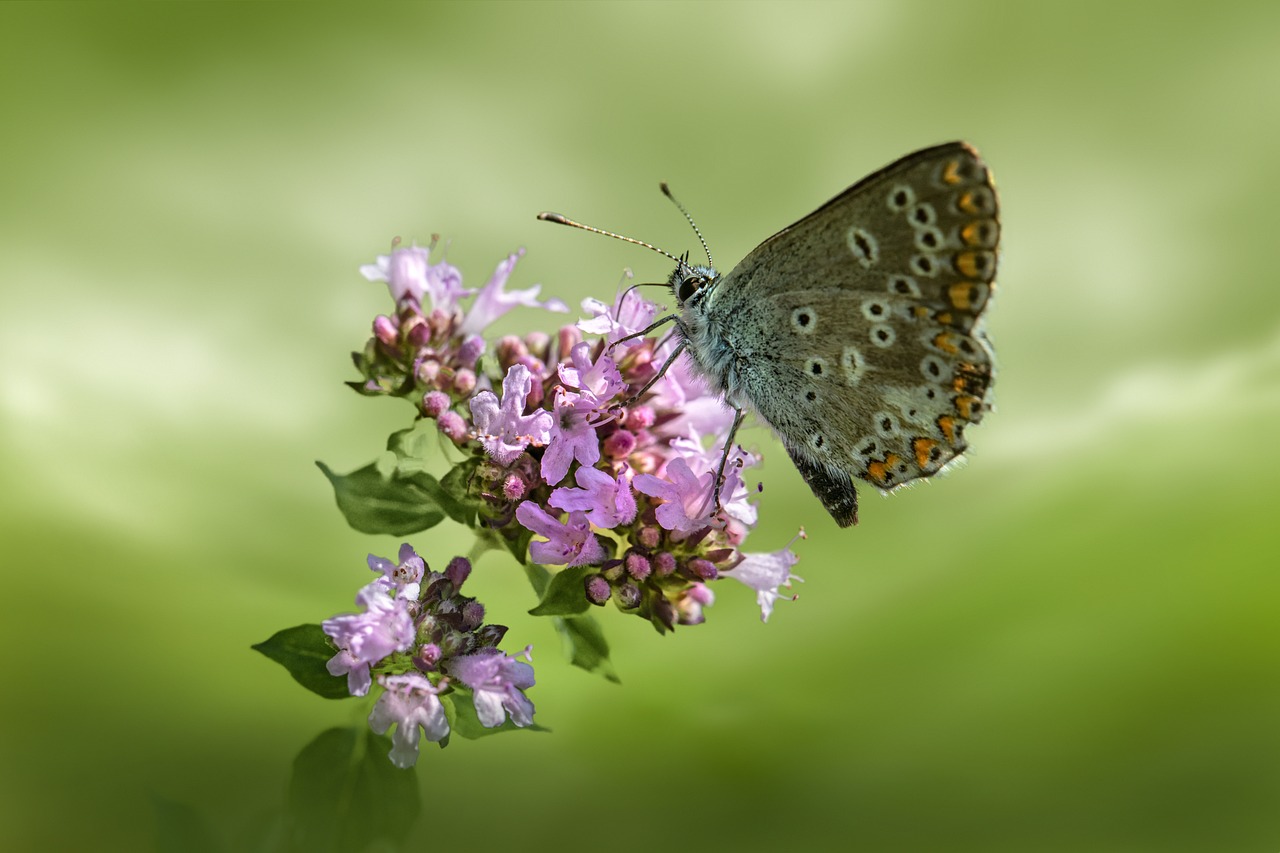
[659,182,714,268]
[537,212,683,265]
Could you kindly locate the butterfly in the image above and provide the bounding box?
[540,142,999,527]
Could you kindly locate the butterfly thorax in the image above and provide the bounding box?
[670,260,757,408]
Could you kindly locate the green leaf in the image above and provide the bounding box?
[316,460,446,535]
[385,420,436,462]
[502,523,535,565]
[528,564,595,616]
[435,456,484,528]
[252,624,351,700]
[286,727,420,853]
[554,613,620,683]
[523,562,553,595]
[152,795,222,853]
[442,691,549,740]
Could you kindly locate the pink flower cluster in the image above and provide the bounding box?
[358,243,803,628]
[322,543,536,768]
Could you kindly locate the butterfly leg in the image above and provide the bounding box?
[610,313,678,349]
[711,405,746,517]
[621,339,687,406]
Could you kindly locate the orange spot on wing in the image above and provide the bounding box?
[933,331,959,354]
[955,395,982,420]
[937,414,957,443]
[942,159,964,185]
[912,437,939,468]
[954,251,993,280]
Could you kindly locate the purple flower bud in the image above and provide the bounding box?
[453,368,477,396]
[502,473,527,501]
[638,526,661,550]
[524,331,550,357]
[475,623,508,647]
[625,406,655,431]
[687,558,718,581]
[584,573,611,605]
[496,335,527,368]
[445,556,472,587]
[557,325,582,359]
[457,334,486,368]
[625,552,652,582]
[653,551,676,577]
[422,390,451,418]
[403,314,431,347]
[427,306,452,338]
[373,314,400,346]
[462,600,486,631]
[437,411,468,443]
[415,643,442,669]
[615,582,641,610]
[416,358,441,385]
[602,429,637,458]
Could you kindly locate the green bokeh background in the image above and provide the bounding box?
[3,2,1278,851]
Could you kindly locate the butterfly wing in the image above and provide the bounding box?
[707,143,1000,525]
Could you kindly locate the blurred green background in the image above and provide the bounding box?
[3,2,1278,851]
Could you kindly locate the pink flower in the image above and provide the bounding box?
[548,465,637,529]
[448,648,536,728]
[322,582,416,696]
[633,458,719,533]
[515,503,606,567]
[360,244,471,309]
[470,363,553,465]
[369,673,449,768]
[460,249,567,336]
[724,532,805,622]
[541,389,603,486]
[557,341,625,403]
[576,285,660,346]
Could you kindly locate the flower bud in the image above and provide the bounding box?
[624,406,655,431]
[461,600,486,631]
[584,574,611,605]
[625,552,652,582]
[557,325,582,359]
[445,556,472,587]
[453,368,477,396]
[687,558,718,581]
[373,315,399,346]
[422,390,451,418]
[427,307,453,338]
[457,334,485,368]
[524,331,551,358]
[653,551,677,577]
[503,474,527,501]
[475,623,508,647]
[496,335,527,369]
[615,582,641,610]
[638,526,661,550]
[415,643,442,669]
[416,358,441,386]
[602,429,637,458]
[437,411,468,443]
[404,314,432,347]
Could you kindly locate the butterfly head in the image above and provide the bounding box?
[668,258,719,308]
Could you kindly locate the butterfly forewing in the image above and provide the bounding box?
[707,142,1000,522]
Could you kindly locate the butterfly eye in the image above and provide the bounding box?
[677,275,702,303]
